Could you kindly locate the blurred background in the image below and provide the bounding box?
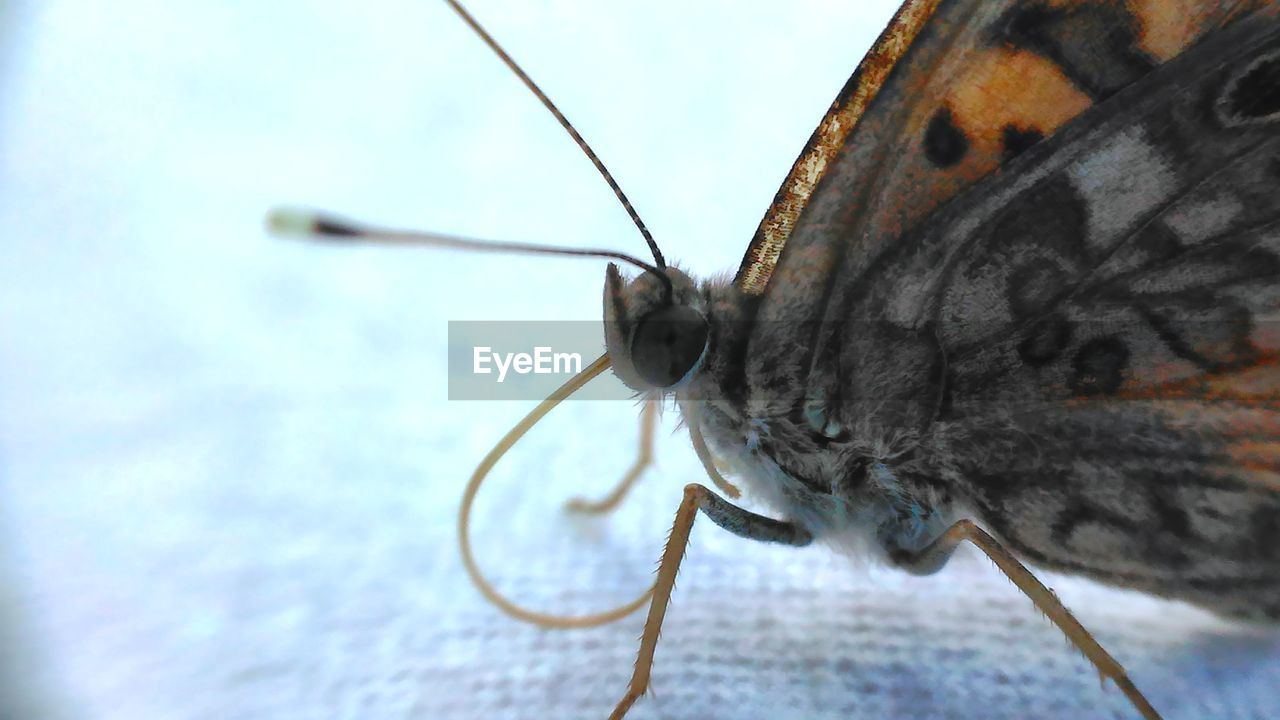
[1,2,1277,719]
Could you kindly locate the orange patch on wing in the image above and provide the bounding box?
[1141,359,1204,388]
[1131,0,1280,60]
[1212,361,1280,397]
[1219,406,1280,437]
[1118,355,1280,403]
[1209,465,1280,493]
[884,47,1096,236]
[1250,314,1280,352]
[1228,441,1280,474]
[1128,0,1209,60]
[944,48,1092,161]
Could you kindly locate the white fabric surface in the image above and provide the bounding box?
[1,2,1277,719]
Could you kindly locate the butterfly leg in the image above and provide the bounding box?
[566,400,658,514]
[688,421,743,499]
[609,484,811,720]
[893,520,1162,720]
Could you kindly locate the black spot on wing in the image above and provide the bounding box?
[1017,313,1073,366]
[1129,222,1186,266]
[940,175,1089,378]
[1250,504,1280,563]
[1069,336,1129,396]
[1048,498,1189,566]
[922,107,969,167]
[993,1,1157,100]
[1050,500,1105,551]
[1220,51,1280,125]
[1147,483,1192,541]
[1139,299,1259,373]
[1118,238,1280,372]
[1006,257,1067,318]
[1001,124,1044,162]
[990,174,1091,269]
[969,175,1090,313]
[952,411,1280,612]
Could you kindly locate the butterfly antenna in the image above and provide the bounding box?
[443,0,667,272]
[268,208,670,281]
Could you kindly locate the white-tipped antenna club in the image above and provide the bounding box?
[266,206,673,291]
[267,207,362,240]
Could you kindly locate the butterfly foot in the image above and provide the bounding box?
[565,400,658,515]
[562,459,649,514]
[564,494,620,515]
[608,688,642,720]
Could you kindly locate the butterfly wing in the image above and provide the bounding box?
[738,0,1267,296]
[738,0,1269,420]
[734,0,944,296]
[842,6,1280,617]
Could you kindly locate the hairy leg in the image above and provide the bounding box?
[893,519,1162,720]
[610,484,811,720]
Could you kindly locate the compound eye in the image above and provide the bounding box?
[629,305,708,388]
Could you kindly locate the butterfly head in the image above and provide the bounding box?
[604,263,709,392]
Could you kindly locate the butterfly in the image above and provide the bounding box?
[271,0,1280,718]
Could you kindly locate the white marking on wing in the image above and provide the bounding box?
[1068,126,1177,250]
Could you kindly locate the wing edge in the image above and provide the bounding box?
[734,0,946,295]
